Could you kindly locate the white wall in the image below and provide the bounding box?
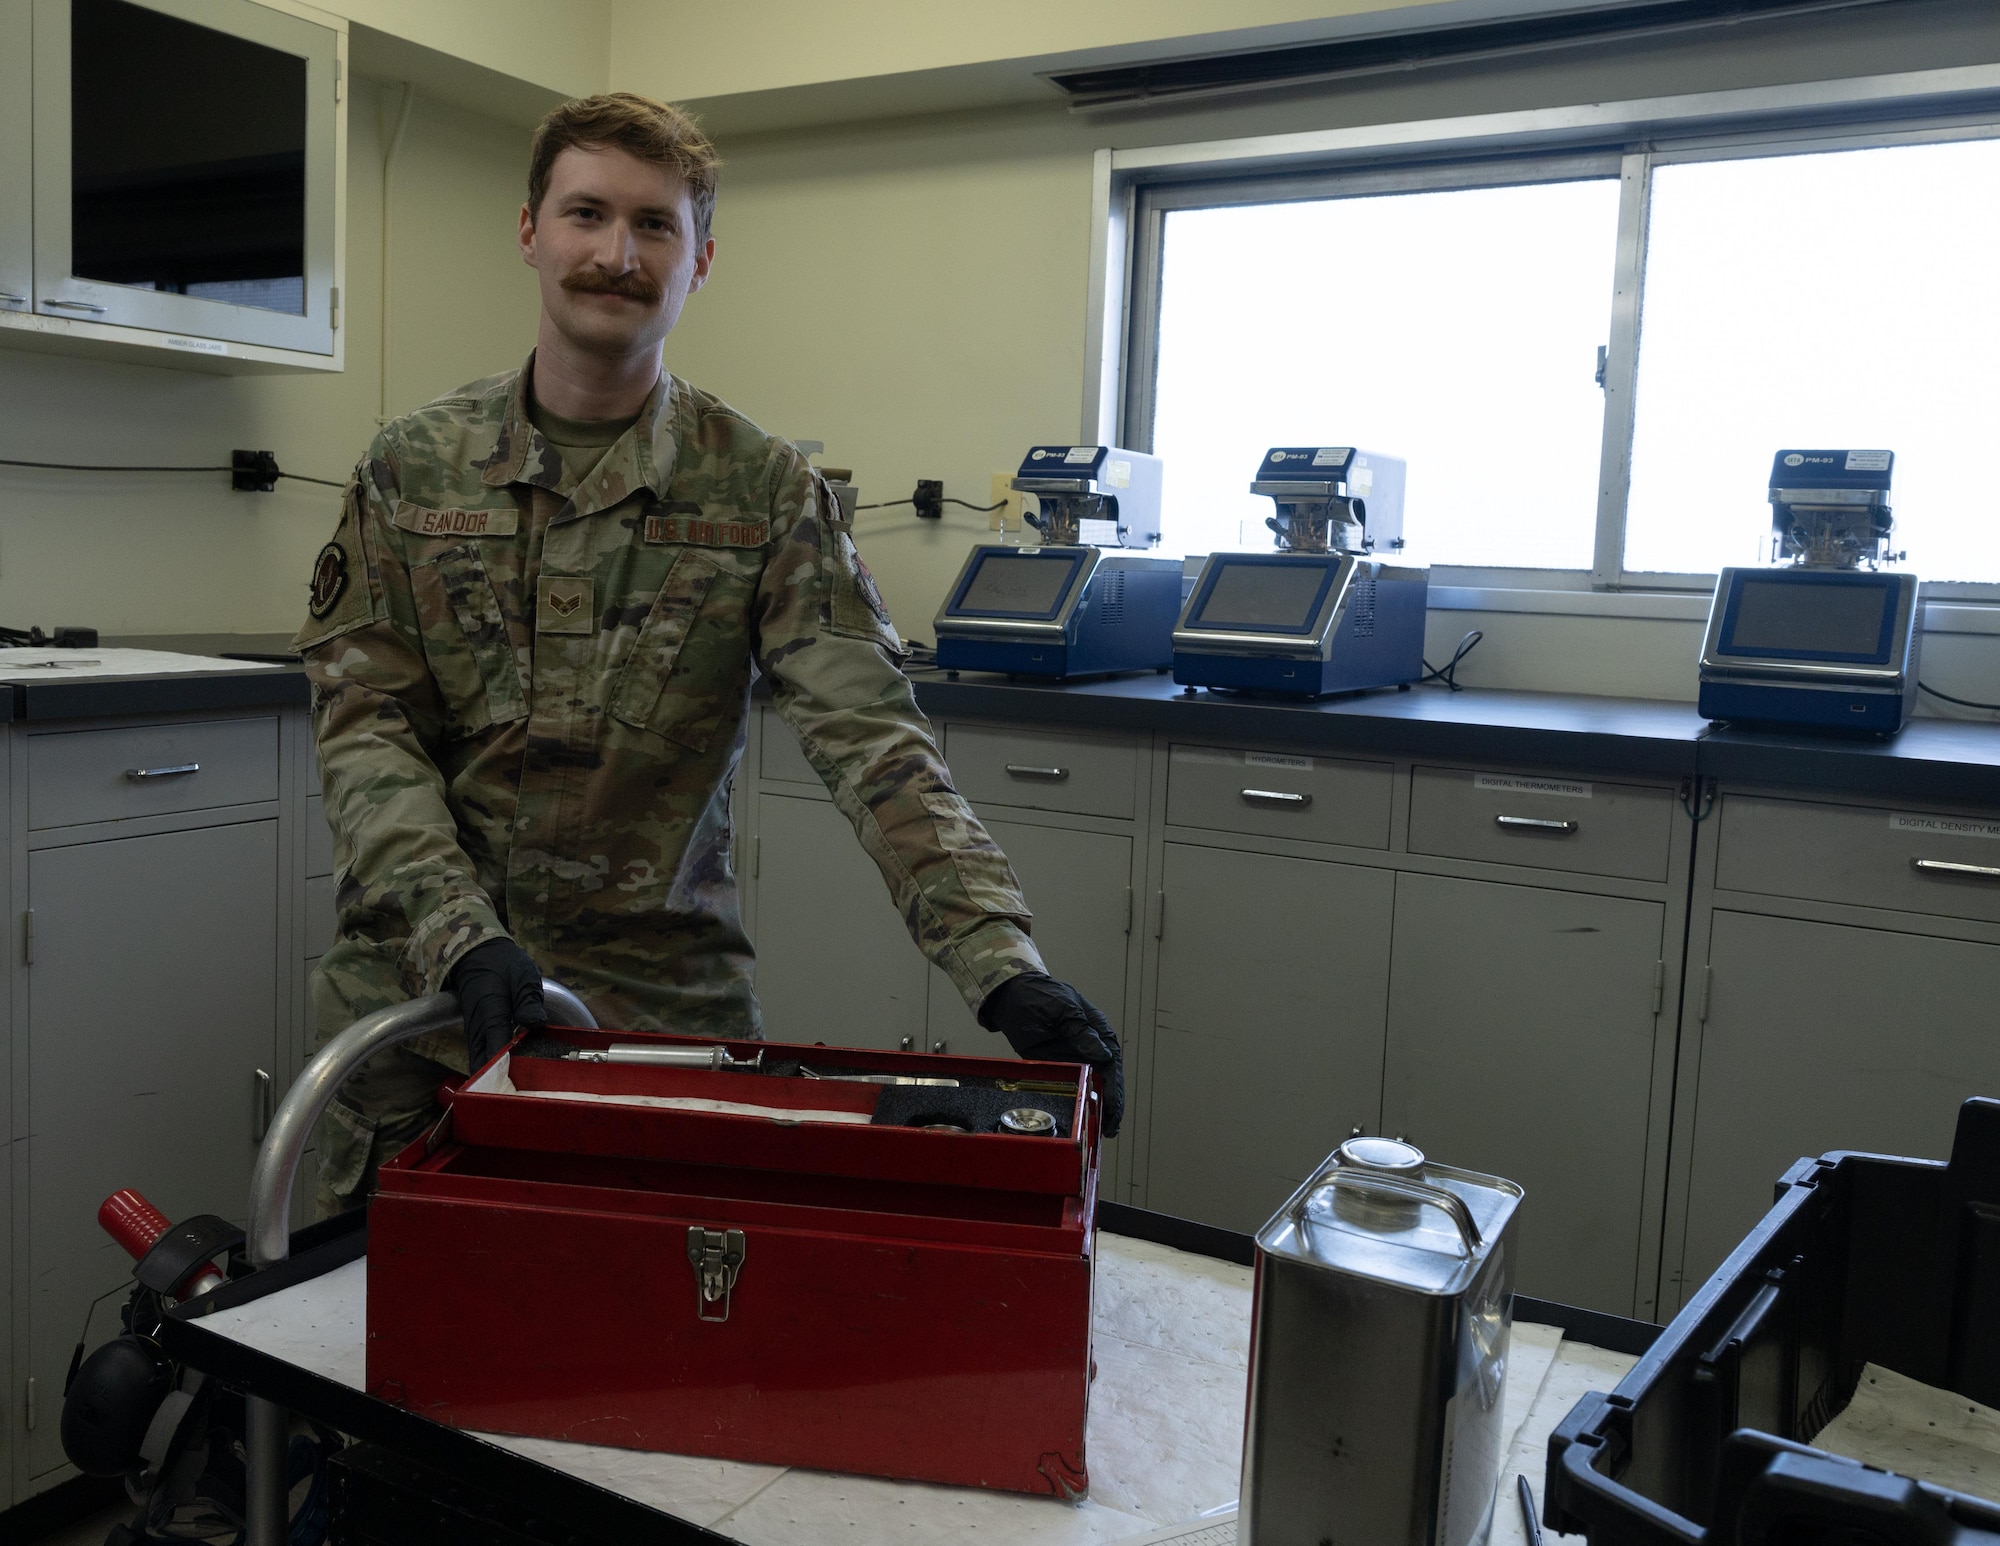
[0,82,540,638]
[656,0,2000,712]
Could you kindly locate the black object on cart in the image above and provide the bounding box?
[1548,1095,2000,1546]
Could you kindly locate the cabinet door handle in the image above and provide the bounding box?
[1242,788,1312,808]
[0,291,26,306]
[1004,764,1069,782]
[126,762,201,780]
[253,1068,274,1141]
[1912,858,2000,882]
[43,298,108,313]
[1495,815,1577,833]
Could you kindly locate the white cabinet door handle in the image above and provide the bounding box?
[1004,764,1069,781]
[1495,815,1577,833]
[43,298,108,313]
[1242,788,1311,808]
[126,763,201,780]
[1912,858,2000,881]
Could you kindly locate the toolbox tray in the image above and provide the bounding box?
[1547,1097,2000,1546]
[444,1026,1092,1195]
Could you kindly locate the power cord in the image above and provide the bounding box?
[1420,628,1484,691]
[1919,681,2000,713]
[0,451,344,490]
[857,498,1007,512]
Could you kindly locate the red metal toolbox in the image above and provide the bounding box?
[365,1026,1101,1497]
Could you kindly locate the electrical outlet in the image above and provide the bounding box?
[989,472,1026,534]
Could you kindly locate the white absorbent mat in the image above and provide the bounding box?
[1815,1363,2000,1504]
[192,1240,1626,1545]
[0,647,273,678]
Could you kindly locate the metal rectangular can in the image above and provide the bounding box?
[1242,1137,1522,1546]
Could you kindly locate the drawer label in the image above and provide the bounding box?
[1891,812,2000,840]
[1246,752,1313,770]
[1474,773,1592,799]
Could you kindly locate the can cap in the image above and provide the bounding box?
[1337,1136,1425,1176]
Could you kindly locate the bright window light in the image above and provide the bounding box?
[1625,139,2000,579]
[1149,179,1622,566]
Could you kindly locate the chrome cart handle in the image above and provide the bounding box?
[1005,764,1069,781]
[1242,788,1311,808]
[243,977,595,1546]
[1912,858,2000,882]
[1495,815,1577,833]
[127,762,200,781]
[247,975,594,1265]
[43,297,108,313]
[1300,1168,1482,1255]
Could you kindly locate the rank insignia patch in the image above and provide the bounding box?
[308,542,348,618]
[537,575,595,634]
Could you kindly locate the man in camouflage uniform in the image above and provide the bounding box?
[296,93,1120,1214]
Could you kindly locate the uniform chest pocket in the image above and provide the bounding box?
[410,545,528,737]
[610,547,737,750]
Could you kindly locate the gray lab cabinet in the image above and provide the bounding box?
[742,704,1690,1319]
[1382,874,1668,1312]
[1149,842,1393,1234]
[1661,787,2000,1314]
[8,701,312,1505]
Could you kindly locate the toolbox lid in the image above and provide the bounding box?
[1256,1141,1521,1296]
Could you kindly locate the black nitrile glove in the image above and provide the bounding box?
[447,939,546,1074]
[978,973,1124,1138]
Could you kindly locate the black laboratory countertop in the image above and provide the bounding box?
[896,669,2000,806]
[25,637,2000,805]
[3,633,306,721]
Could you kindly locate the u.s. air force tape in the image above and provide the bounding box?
[644,513,769,547]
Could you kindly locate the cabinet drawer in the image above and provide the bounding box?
[29,717,279,830]
[1166,744,1392,848]
[306,793,334,878]
[1716,795,2000,923]
[1408,766,1675,882]
[944,724,1138,819]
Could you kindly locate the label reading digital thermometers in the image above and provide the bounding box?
[1475,773,1592,799]
[1891,812,2000,840]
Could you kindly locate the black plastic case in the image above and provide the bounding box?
[1548,1097,2000,1546]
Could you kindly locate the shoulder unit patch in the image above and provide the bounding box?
[308,542,349,619]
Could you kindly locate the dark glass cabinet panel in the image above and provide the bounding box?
[70,0,307,313]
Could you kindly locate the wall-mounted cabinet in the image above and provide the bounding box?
[0,0,345,373]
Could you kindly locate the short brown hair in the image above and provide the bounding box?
[527,93,720,242]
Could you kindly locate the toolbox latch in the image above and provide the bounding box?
[686,1227,747,1322]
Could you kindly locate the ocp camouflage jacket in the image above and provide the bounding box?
[294,356,1041,1054]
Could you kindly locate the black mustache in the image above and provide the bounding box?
[561,269,662,303]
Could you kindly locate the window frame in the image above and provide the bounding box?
[1097,69,2000,603]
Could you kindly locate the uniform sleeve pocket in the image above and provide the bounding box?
[920,791,1029,916]
[611,549,721,743]
[410,546,528,737]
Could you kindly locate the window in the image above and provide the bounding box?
[1124,122,2000,591]
[1624,138,2000,581]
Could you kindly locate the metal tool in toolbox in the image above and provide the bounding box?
[932,444,1182,679]
[1698,449,1921,735]
[1173,447,1429,697]
[365,1024,1101,1496]
[1242,1136,1521,1546]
